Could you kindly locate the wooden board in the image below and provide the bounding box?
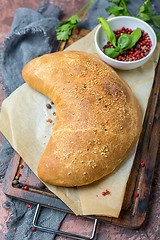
[2,29,160,229]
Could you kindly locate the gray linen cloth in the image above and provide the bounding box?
[0,0,159,239]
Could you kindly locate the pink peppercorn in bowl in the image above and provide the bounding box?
[94,16,157,70]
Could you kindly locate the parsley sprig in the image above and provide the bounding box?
[56,0,95,41]
[106,0,160,41]
[106,0,130,16]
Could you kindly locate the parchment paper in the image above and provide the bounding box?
[0,26,159,217]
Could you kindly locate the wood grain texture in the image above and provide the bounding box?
[0,0,160,240]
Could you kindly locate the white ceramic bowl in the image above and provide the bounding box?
[94,16,157,70]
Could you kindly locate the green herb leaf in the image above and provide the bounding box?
[56,29,72,41]
[119,0,127,13]
[106,0,160,42]
[106,0,130,16]
[126,28,142,49]
[56,18,76,40]
[151,15,160,28]
[150,10,156,15]
[139,0,151,14]
[118,34,132,49]
[106,5,124,16]
[136,0,154,21]
[98,17,116,47]
[56,0,95,41]
[56,20,69,31]
[69,14,79,24]
[105,46,121,58]
[57,23,71,32]
[138,13,151,21]
[56,19,77,41]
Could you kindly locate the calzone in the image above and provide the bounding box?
[22,51,142,187]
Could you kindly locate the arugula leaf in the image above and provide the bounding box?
[151,15,160,28]
[98,17,116,47]
[105,46,121,58]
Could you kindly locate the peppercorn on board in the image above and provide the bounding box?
[2,28,160,229]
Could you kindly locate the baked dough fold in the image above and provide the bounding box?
[22,51,142,187]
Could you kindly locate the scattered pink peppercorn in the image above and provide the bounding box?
[46,118,52,123]
[135,193,139,197]
[14,228,17,232]
[106,190,110,194]
[24,185,28,190]
[96,195,98,197]
[27,204,31,208]
[102,192,106,196]
[19,164,24,169]
[140,162,145,167]
[17,173,21,177]
[50,101,54,104]
[32,227,36,232]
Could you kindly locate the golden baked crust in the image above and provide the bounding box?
[22,51,142,187]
